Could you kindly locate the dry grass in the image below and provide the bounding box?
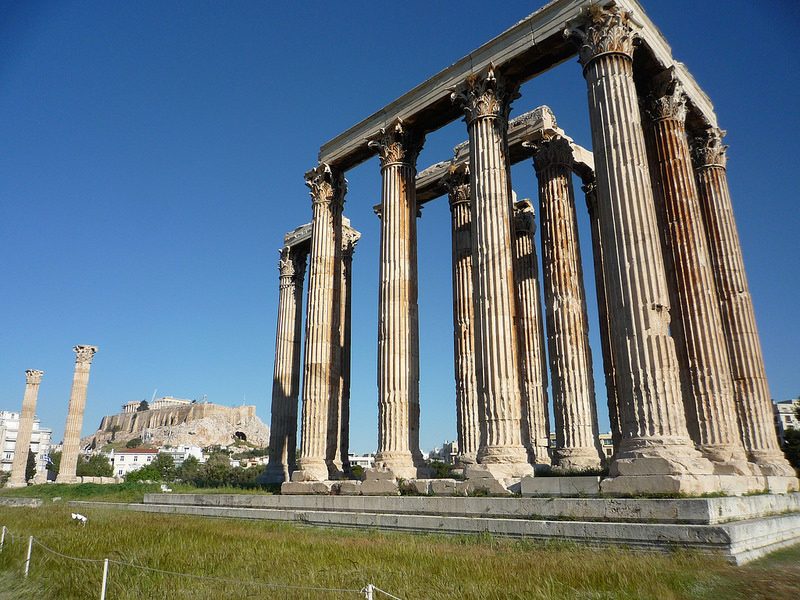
[0,504,797,599]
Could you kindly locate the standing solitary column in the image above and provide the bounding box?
[333,228,360,475]
[583,181,621,456]
[57,345,98,484]
[452,65,532,478]
[369,119,425,478]
[8,370,45,488]
[263,246,307,484]
[530,138,602,470]
[691,128,796,481]
[512,200,551,466]
[570,6,717,494]
[445,163,481,466]
[294,164,345,482]
[644,78,752,477]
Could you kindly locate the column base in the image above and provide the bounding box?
[532,445,552,466]
[374,452,420,480]
[553,447,603,471]
[55,474,79,484]
[5,480,27,489]
[763,475,800,494]
[698,444,760,476]
[257,464,290,485]
[473,446,534,479]
[456,453,478,468]
[292,458,329,482]
[747,450,797,477]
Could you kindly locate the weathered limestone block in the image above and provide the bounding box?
[451,64,532,479]
[520,476,601,497]
[337,481,362,496]
[401,479,432,495]
[361,479,400,496]
[370,119,426,479]
[281,481,335,495]
[429,479,460,496]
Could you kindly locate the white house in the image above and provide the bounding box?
[348,454,375,469]
[0,410,52,481]
[110,448,159,477]
[158,444,204,467]
[774,398,800,444]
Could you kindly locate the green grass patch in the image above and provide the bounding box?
[0,504,797,599]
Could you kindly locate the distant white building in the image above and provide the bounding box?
[348,454,375,469]
[158,444,204,467]
[110,448,158,477]
[774,398,800,444]
[428,441,458,464]
[0,410,52,480]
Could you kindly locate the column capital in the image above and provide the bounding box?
[690,127,728,169]
[305,162,347,208]
[566,4,638,70]
[443,163,470,210]
[644,72,687,123]
[367,118,424,170]
[528,136,574,173]
[25,369,44,384]
[73,345,97,365]
[278,247,307,287]
[451,64,520,126]
[342,228,360,259]
[513,199,536,235]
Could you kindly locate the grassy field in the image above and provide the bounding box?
[0,503,798,599]
[0,482,275,503]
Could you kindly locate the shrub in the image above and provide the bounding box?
[76,454,113,477]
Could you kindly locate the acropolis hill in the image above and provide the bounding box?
[84,396,270,449]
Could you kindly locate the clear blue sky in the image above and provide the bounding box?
[2,1,798,454]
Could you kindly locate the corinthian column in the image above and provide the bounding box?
[294,164,345,482]
[369,119,425,478]
[332,228,360,475]
[512,200,551,465]
[570,6,717,494]
[8,370,44,488]
[263,246,307,484]
[452,65,532,478]
[57,345,98,483]
[444,163,481,466]
[583,181,621,457]
[691,128,796,479]
[644,77,752,476]
[530,138,602,470]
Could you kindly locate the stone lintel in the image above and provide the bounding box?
[416,106,593,204]
[318,0,716,172]
[282,217,357,250]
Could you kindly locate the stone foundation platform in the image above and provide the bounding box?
[69,492,800,565]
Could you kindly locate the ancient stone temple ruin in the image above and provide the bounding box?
[266,0,798,497]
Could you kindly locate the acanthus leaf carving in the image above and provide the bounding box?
[528,136,574,173]
[691,127,728,169]
[451,63,520,126]
[304,162,346,209]
[443,162,470,209]
[73,345,98,365]
[565,4,637,69]
[645,73,688,123]
[367,118,424,169]
[25,369,44,385]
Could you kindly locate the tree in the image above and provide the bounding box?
[76,454,113,477]
[782,428,800,472]
[47,450,61,477]
[137,400,149,412]
[25,450,37,482]
[126,437,144,448]
[125,453,175,483]
[176,455,200,481]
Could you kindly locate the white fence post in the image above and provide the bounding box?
[100,558,109,600]
[364,583,375,600]
[0,526,6,552]
[24,535,33,577]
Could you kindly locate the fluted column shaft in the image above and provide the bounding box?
[692,128,795,477]
[452,66,532,477]
[512,200,551,465]
[584,182,621,456]
[57,345,97,483]
[295,164,345,482]
[573,7,716,492]
[644,84,750,474]
[370,120,425,478]
[263,247,307,484]
[446,167,481,465]
[8,370,44,488]
[532,139,602,470]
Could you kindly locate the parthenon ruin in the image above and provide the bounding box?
[267,0,798,496]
